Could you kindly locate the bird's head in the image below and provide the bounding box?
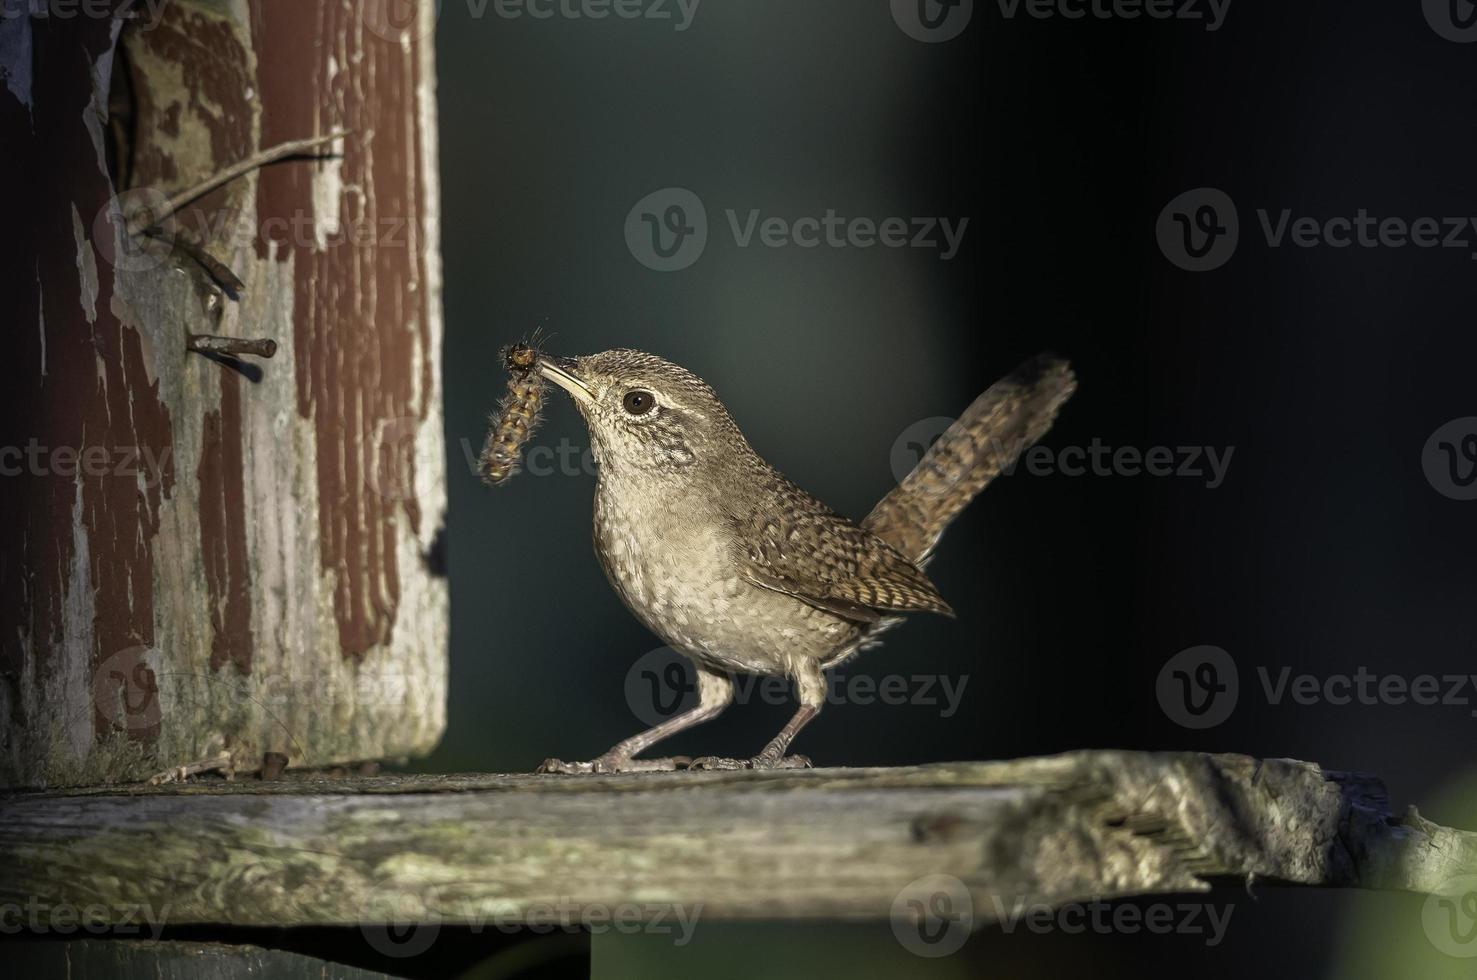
[537,349,746,476]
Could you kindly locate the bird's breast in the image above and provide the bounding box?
[592,485,731,623]
[591,483,861,675]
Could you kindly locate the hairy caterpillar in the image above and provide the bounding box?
[479,342,546,486]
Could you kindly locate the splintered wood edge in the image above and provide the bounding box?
[1,751,1473,928]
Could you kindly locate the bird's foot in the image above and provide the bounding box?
[536,754,691,775]
[146,749,236,785]
[687,754,813,771]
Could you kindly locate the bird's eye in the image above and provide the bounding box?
[622,389,656,415]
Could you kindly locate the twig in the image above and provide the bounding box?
[162,231,248,297]
[125,129,350,237]
[146,750,235,786]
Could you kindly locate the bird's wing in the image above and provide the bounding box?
[726,480,953,624]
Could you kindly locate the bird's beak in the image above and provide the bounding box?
[537,356,595,405]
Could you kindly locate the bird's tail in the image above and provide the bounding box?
[863,354,1076,566]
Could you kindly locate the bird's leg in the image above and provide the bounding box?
[751,703,819,769]
[691,664,822,771]
[537,666,733,774]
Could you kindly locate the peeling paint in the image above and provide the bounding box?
[70,206,99,324]
[0,12,32,113]
[60,479,96,764]
[309,132,345,250]
[255,0,445,661]
[36,263,45,377]
[2,0,446,789]
[198,373,254,676]
[82,19,123,178]
[4,9,174,789]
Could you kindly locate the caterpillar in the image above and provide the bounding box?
[479,342,546,486]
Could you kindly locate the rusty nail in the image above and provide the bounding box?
[187,334,278,358]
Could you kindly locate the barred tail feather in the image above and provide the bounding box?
[863,354,1076,565]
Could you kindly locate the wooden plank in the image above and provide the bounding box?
[6,940,396,980]
[2,752,1474,928]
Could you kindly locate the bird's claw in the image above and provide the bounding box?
[688,754,812,771]
[536,755,691,775]
[537,757,595,774]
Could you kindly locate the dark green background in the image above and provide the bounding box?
[423,1,1477,976]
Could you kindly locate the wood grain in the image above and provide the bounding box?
[1,1,447,789]
[3,752,1473,928]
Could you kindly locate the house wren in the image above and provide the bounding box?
[533,349,1075,773]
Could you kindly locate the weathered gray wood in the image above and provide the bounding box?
[2,0,447,789]
[2,751,1473,928]
[7,940,396,980]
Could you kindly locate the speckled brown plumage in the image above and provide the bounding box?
[527,348,1074,774]
[865,354,1077,564]
[728,481,953,623]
